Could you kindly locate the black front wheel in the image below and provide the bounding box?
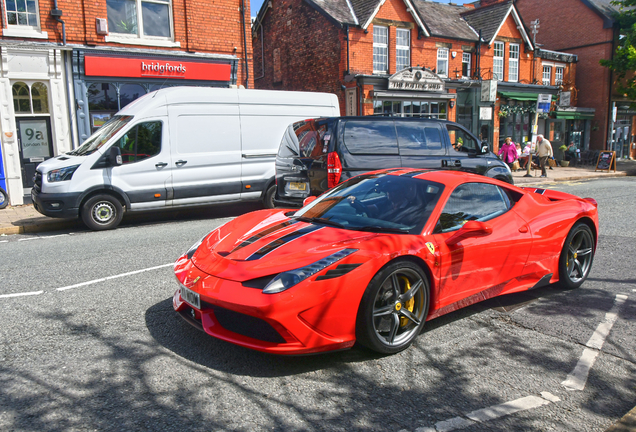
[0,187,7,209]
[81,194,124,231]
[356,260,429,354]
[558,222,595,289]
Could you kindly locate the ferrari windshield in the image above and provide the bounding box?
[294,173,445,234]
[68,115,133,156]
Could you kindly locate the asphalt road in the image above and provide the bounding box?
[0,178,634,431]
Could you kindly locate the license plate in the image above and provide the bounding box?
[289,182,307,191]
[181,286,200,309]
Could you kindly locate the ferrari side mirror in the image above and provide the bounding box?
[303,196,317,207]
[446,220,492,245]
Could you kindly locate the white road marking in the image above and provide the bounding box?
[434,417,475,432]
[466,395,551,423]
[562,294,628,391]
[0,290,44,299]
[56,263,173,291]
[0,240,8,243]
[18,234,72,242]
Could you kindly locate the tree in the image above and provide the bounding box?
[600,0,636,104]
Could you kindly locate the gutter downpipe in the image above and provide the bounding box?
[606,26,617,151]
[241,0,249,88]
[346,25,350,74]
[51,0,66,46]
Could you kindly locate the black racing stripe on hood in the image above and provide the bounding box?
[246,224,324,261]
[230,220,298,254]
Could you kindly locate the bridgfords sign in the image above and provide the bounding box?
[388,68,444,92]
[84,56,232,81]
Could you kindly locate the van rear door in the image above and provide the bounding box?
[168,99,242,206]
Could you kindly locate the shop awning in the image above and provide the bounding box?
[498,91,552,101]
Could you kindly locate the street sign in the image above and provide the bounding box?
[536,94,552,113]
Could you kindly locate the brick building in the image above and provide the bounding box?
[253,0,583,154]
[516,0,634,158]
[0,0,253,205]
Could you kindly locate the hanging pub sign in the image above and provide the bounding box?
[481,80,497,102]
[559,91,571,107]
[388,68,444,92]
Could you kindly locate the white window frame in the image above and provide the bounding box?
[555,65,565,85]
[493,41,504,81]
[508,44,519,83]
[2,0,48,39]
[542,64,552,86]
[396,28,410,72]
[437,48,449,77]
[105,0,180,48]
[373,25,389,74]
[462,52,471,79]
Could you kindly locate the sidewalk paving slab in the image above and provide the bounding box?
[1,159,634,236]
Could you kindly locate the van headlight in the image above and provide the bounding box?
[263,249,357,294]
[47,165,80,182]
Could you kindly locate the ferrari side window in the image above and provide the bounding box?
[435,183,511,233]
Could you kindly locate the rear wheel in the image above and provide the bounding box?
[81,194,123,231]
[262,184,276,209]
[356,260,429,354]
[558,222,595,289]
[0,187,7,209]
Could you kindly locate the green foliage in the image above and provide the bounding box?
[600,0,636,104]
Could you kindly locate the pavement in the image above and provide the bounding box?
[1,159,635,237]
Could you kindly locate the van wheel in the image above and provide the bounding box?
[0,187,8,209]
[81,194,123,231]
[263,185,276,209]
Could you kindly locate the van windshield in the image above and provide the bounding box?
[278,119,332,158]
[68,115,133,156]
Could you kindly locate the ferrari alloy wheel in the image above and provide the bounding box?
[356,261,429,354]
[81,194,124,231]
[558,222,595,289]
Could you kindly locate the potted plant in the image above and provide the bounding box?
[558,144,569,166]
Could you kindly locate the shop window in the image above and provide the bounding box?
[462,53,471,78]
[120,83,146,108]
[437,49,448,77]
[88,83,119,111]
[5,0,39,27]
[12,81,49,114]
[373,26,388,74]
[508,44,519,83]
[555,66,564,85]
[542,65,552,86]
[113,121,162,163]
[106,0,173,39]
[493,42,504,81]
[396,29,410,72]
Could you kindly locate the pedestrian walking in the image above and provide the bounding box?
[535,134,553,177]
[498,137,518,171]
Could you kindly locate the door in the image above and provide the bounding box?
[547,120,565,158]
[109,119,172,210]
[444,123,488,175]
[169,101,242,205]
[430,182,531,309]
[396,121,448,169]
[16,117,54,188]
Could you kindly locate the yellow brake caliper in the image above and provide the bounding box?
[399,276,415,327]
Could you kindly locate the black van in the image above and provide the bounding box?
[274,116,513,207]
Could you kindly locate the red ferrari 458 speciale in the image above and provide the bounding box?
[173,169,598,355]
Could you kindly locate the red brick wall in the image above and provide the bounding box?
[516,0,614,150]
[1,0,253,87]
[252,0,345,110]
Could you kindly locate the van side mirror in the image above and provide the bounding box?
[446,221,492,245]
[468,148,478,158]
[109,146,122,166]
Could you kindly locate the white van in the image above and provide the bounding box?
[31,87,340,230]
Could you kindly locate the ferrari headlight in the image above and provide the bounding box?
[47,165,80,182]
[263,248,358,294]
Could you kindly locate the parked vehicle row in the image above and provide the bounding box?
[31,87,339,230]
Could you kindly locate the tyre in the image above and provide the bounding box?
[81,194,124,231]
[262,184,276,209]
[557,222,595,289]
[0,187,7,209]
[356,260,429,354]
